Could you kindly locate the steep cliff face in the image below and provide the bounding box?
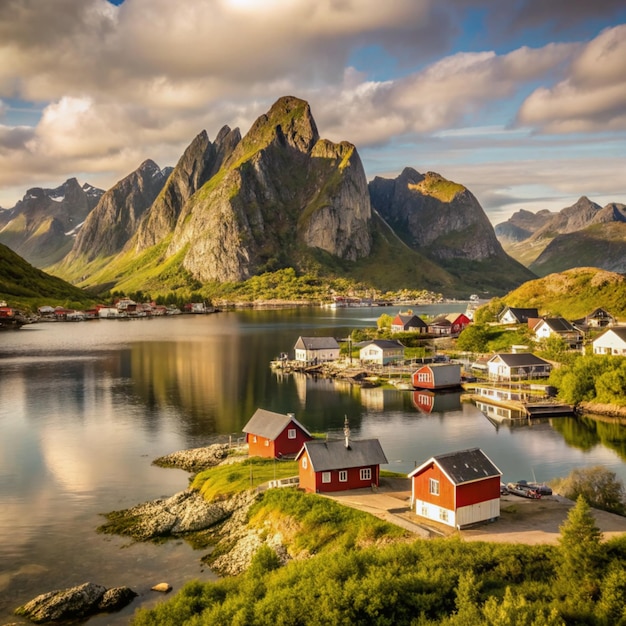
[165,96,372,282]
[68,160,170,262]
[0,178,102,267]
[133,126,241,251]
[369,168,505,261]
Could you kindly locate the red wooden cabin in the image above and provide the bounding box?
[408,448,501,528]
[243,409,312,459]
[297,435,388,494]
[411,363,461,390]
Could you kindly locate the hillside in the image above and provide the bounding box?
[0,242,93,310]
[492,267,626,320]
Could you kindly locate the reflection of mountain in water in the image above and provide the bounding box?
[552,414,626,461]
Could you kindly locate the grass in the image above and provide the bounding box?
[191,457,299,502]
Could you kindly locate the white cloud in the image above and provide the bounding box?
[518,25,626,132]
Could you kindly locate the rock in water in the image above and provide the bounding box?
[151,582,172,592]
[15,582,136,623]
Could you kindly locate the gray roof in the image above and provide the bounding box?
[294,336,340,350]
[538,317,576,332]
[360,339,405,349]
[500,307,539,322]
[409,448,501,484]
[298,438,388,471]
[243,408,311,440]
[488,353,551,367]
[394,314,427,327]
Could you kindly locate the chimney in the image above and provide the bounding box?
[343,415,350,448]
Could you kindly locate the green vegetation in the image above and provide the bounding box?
[409,174,465,203]
[549,355,626,406]
[191,458,298,501]
[0,242,94,312]
[479,267,626,321]
[131,494,626,626]
[551,466,626,515]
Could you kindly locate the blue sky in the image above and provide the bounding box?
[0,0,625,224]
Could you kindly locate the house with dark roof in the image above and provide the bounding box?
[592,327,626,356]
[427,315,452,335]
[487,353,552,381]
[573,307,616,329]
[408,448,502,528]
[390,313,428,334]
[243,408,313,458]
[293,336,340,364]
[498,307,539,325]
[296,421,388,493]
[412,363,462,390]
[532,317,583,349]
[359,339,404,365]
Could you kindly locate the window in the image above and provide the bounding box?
[439,508,448,522]
[360,468,372,481]
[302,457,308,469]
[339,470,348,482]
[287,428,296,439]
[264,439,269,446]
[322,472,331,483]
[252,435,257,443]
[418,372,430,382]
[429,478,440,495]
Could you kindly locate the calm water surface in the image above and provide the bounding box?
[1,306,625,624]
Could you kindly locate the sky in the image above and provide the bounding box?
[0,0,625,225]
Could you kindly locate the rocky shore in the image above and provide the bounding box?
[99,442,290,577]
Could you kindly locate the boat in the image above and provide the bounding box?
[518,479,552,496]
[506,482,542,499]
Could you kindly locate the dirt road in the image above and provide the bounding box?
[325,478,626,545]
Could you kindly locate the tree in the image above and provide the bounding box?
[551,466,626,515]
[456,324,489,353]
[557,495,604,599]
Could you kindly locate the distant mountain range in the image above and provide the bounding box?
[495,197,626,276]
[0,95,559,299]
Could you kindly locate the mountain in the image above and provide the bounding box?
[14,96,539,298]
[0,242,93,308]
[369,168,535,292]
[495,197,626,275]
[0,178,103,267]
[62,159,172,265]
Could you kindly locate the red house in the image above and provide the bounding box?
[243,409,312,459]
[296,430,388,493]
[408,448,502,529]
[411,363,461,390]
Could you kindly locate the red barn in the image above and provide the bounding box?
[243,409,312,459]
[297,435,388,494]
[411,363,461,390]
[408,448,502,529]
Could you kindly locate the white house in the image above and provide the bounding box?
[498,307,539,325]
[359,339,404,365]
[293,336,340,363]
[532,317,583,349]
[592,328,626,356]
[487,353,552,381]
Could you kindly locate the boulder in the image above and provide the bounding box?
[151,582,172,592]
[15,581,136,623]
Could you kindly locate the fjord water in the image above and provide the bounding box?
[2,307,626,624]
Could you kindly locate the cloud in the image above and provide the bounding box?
[517,24,626,132]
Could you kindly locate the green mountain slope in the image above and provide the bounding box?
[0,243,93,310]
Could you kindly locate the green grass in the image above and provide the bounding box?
[191,458,299,502]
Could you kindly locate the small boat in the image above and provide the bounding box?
[506,482,542,499]
[518,479,552,496]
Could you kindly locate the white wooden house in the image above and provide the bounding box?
[359,339,404,365]
[592,328,626,356]
[293,336,340,363]
[487,353,552,381]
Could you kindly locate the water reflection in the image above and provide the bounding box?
[2,309,626,625]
